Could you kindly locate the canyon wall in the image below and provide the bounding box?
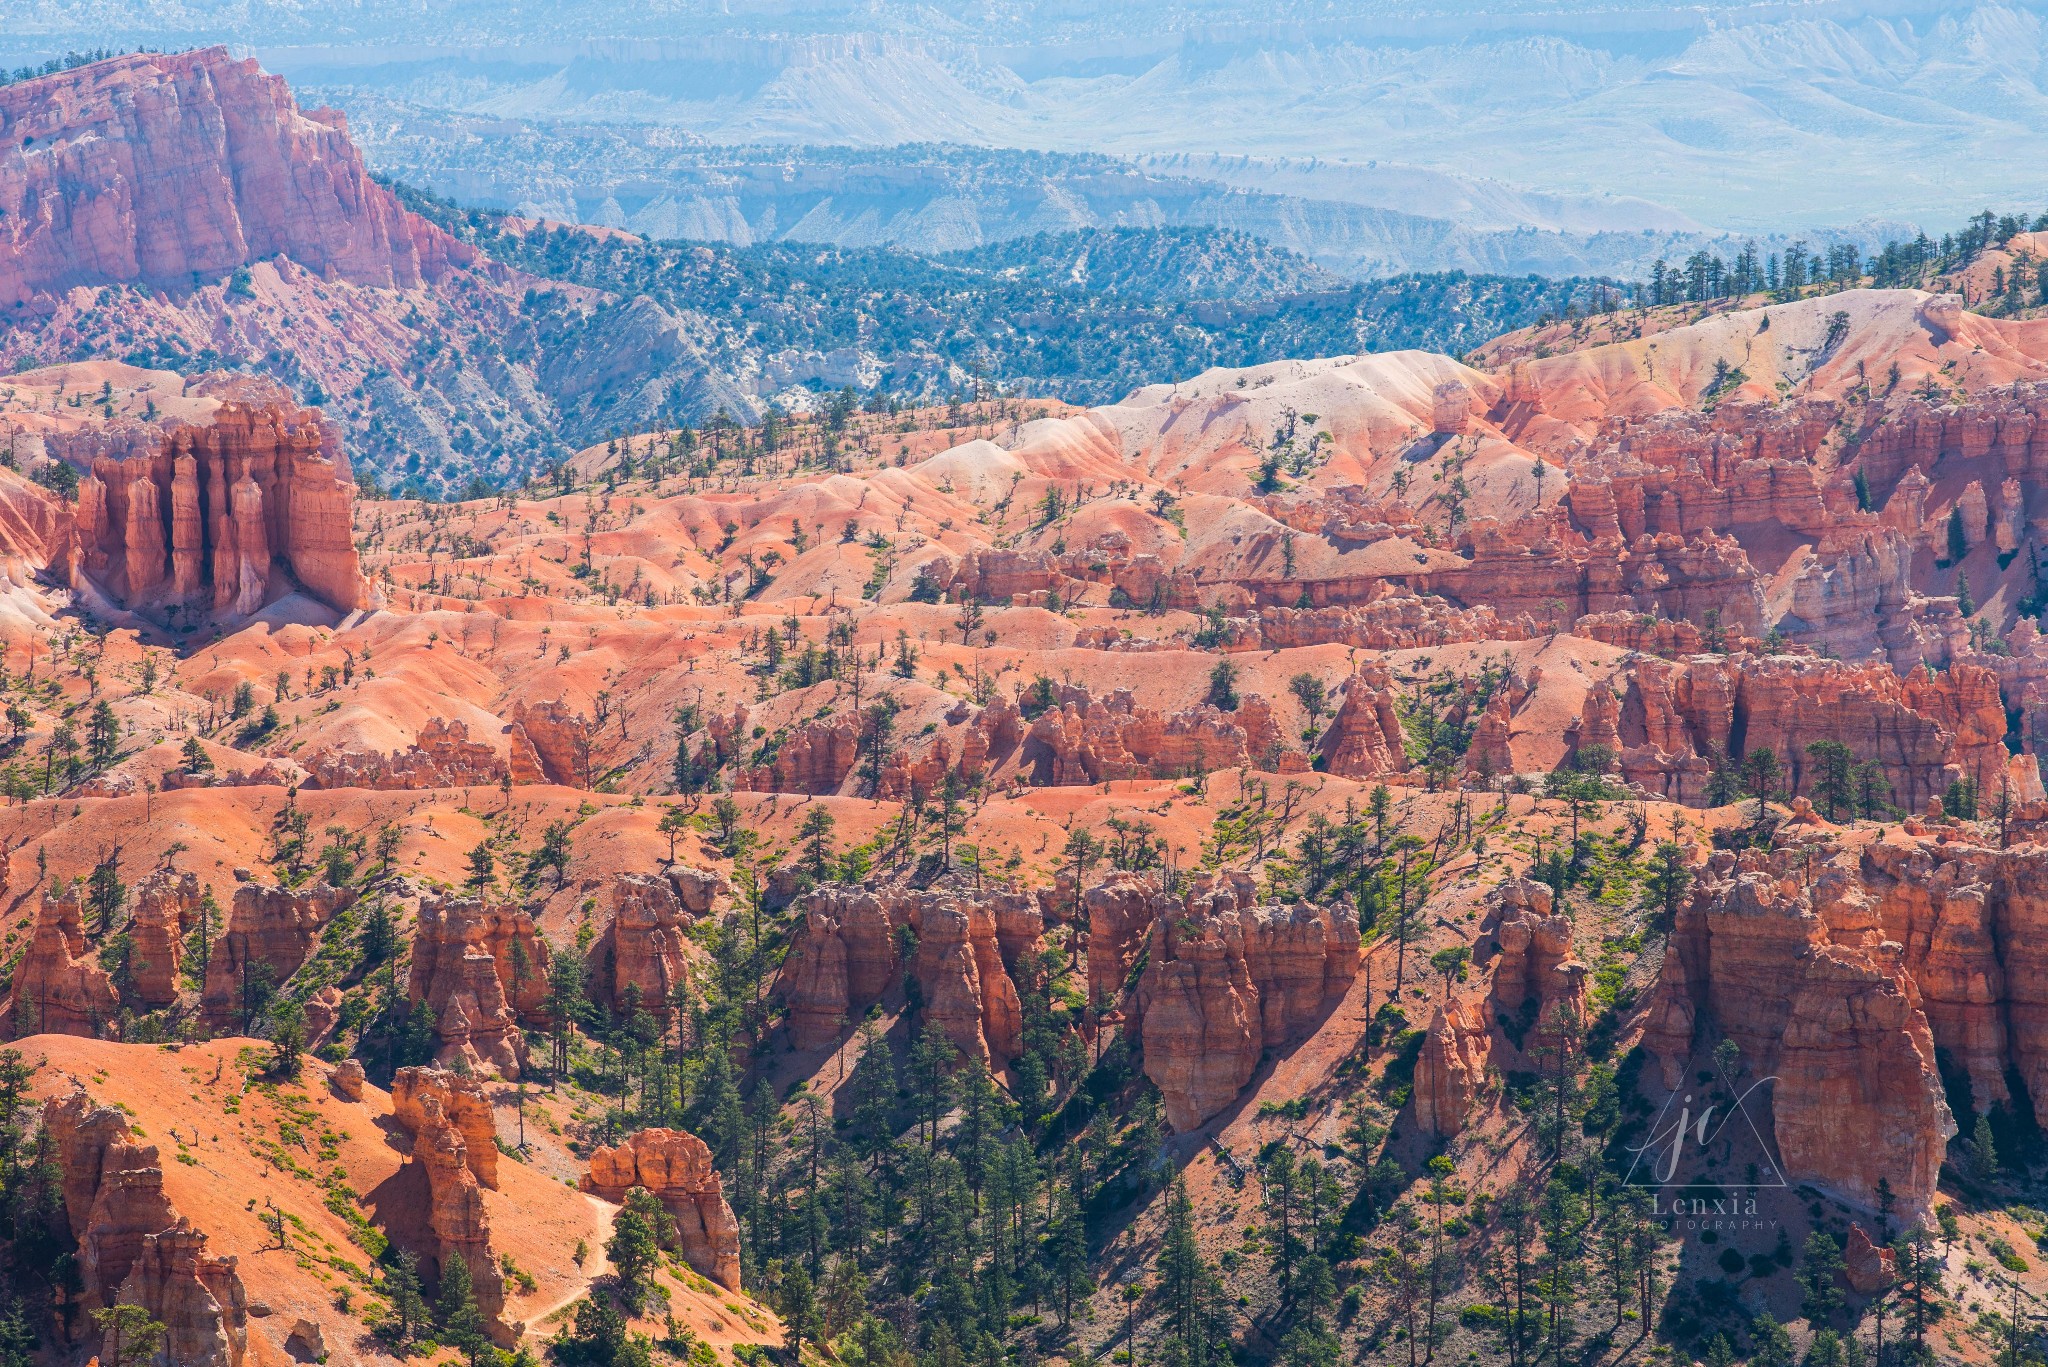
[0,47,464,302]
[55,384,373,621]
[776,882,1045,1062]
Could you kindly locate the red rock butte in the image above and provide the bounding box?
[0,47,466,303]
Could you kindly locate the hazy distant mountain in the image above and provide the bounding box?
[337,102,1910,280]
[12,0,2048,232]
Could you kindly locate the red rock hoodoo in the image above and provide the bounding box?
[580,1128,744,1292]
[1133,873,1360,1131]
[56,383,373,621]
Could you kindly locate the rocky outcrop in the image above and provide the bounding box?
[44,1093,249,1367]
[1257,597,1538,652]
[129,869,205,1007]
[1134,876,1360,1131]
[200,881,356,1029]
[408,893,543,1075]
[1643,847,1954,1220]
[1021,686,1296,783]
[1413,1000,1491,1139]
[778,889,901,1048]
[1318,667,1410,778]
[400,1091,512,1343]
[0,48,463,301]
[736,718,858,795]
[331,1058,367,1101]
[775,882,1044,1061]
[912,899,1026,1062]
[304,717,548,792]
[1084,872,1179,1010]
[1615,653,2031,810]
[391,1066,500,1190]
[60,387,373,620]
[507,700,591,787]
[4,884,118,1036]
[594,875,693,1016]
[1844,1225,1897,1295]
[1487,879,1587,1045]
[580,1128,742,1292]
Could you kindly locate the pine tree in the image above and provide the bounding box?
[89,1306,164,1367]
[435,1252,490,1367]
[778,1262,822,1360]
[609,1189,664,1310]
[1805,739,1857,820]
[1158,1175,1209,1366]
[384,1250,428,1347]
[1973,1113,2000,1178]
[1800,1231,1847,1323]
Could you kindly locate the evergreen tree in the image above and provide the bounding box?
[88,1306,163,1367]
[383,1250,429,1347]
[1799,1231,1847,1324]
[609,1188,665,1310]
[436,1252,491,1367]
[1973,1113,2000,1179]
[1805,739,1857,821]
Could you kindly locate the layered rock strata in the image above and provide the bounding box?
[200,882,357,1029]
[0,47,464,300]
[408,893,543,1076]
[1612,653,2032,810]
[5,884,118,1036]
[1643,845,1955,1219]
[392,1083,513,1344]
[775,882,1045,1061]
[57,387,373,620]
[580,1128,743,1291]
[44,1092,249,1367]
[1133,876,1360,1131]
[128,870,206,1007]
[594,874,695,1016]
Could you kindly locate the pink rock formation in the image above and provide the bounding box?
[1413,1000,1491,1139]
[1317,666,1411,778]
[129,869,205,1007]
[408,893,543,1075]
[0,48,465,302]
[4,884,118,1036]
[1084,872,1178,1010]
[1844,1225,1897,1295]
[1022,685,1295,784]
[595,874,694,1016]
[1487,879,1587,1045]
[1135,878,1360,1131]
[580,1128,743,1291]
[44,1093,249,1367]
[912,899,1027,1062]
[305,716,547,792]
[391,1066,500,1190]
[200,881,356,1029]
[61,387,373,620]
[775,882,1044,1061]
[507,699,591,787]
[330,1058,367,1102]
[1615,653,2029,810]
[1645,848,1954,1220]
[399,1092,511,1343]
